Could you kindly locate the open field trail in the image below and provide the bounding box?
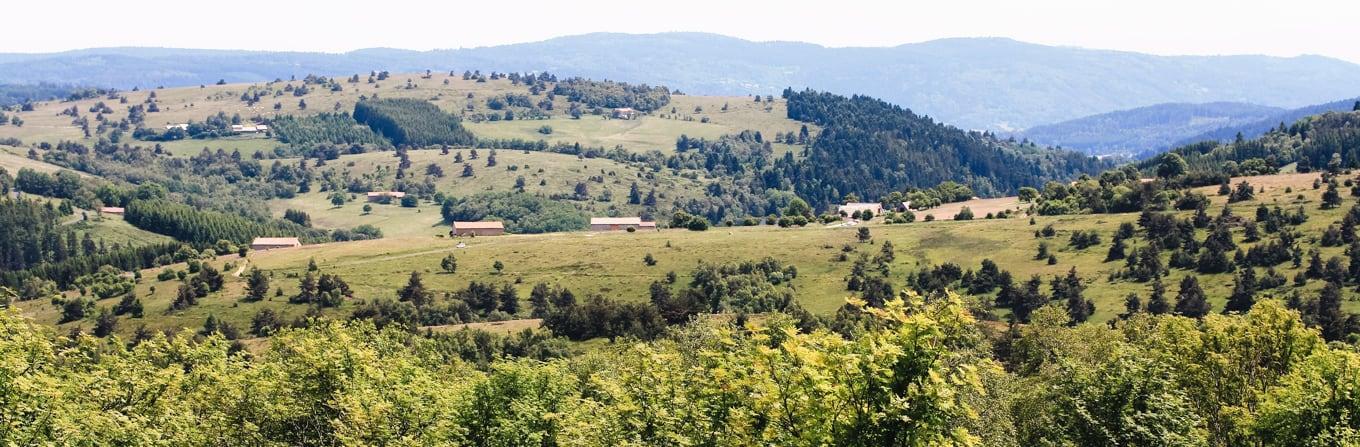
[233,258,248,277]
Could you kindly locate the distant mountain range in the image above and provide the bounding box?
[1021,97,1360,158]
[3,33,1360,130]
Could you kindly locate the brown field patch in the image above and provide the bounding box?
[912,196,1024,221]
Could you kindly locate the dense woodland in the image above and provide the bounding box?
[353,98,476,147]
[270,113,391,147]
[1147,111,1360,175]
[123,199,330,246]
[775,89,1110,208]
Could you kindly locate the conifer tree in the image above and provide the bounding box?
[246,268,269,302]
[1224,267,1258,314]
[398,271,432,307]
[1174,276,1211,318]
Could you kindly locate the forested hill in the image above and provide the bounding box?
[776,89,1109,207]
[1143,110,1360,175]
[1020,102,1285,157]
[1165,97,1360,155]
[5,34,1360,130]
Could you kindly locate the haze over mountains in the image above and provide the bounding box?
[1022,97,1360,158]
[3,32,1359,132]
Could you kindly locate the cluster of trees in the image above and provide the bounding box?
[550,77,671,111]
[1146,110,1360,175]
[0,197,85,271]
[439,191,588,234]
[9,293,1360,445]
[12,168,83,202]
[774,88,1109,209]
[352,98,476,147]
[0,82,88,107]
[124,199,328,246]
[269,113,391,147]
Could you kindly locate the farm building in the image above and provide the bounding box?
[250,237,301,251]
[99,207,125,215]
[837,202,883,217]
[590,217,657,231]
[164,123,188,130]
[230,124,270,133]
[452,221,505,236]
[366,191,406,202]
[612,107,639,119]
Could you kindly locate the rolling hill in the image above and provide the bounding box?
[4,33,1360,131]
[1019,102,1285,157]
[1022,97,1360,158]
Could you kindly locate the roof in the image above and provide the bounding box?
[838,202,883,211]
[251,237,300,246]
[99,207,125,213]
[366,191,406,197]
[453,221,504,230]
[614,107,637,112]
[591,217,643,225]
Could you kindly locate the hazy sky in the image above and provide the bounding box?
[7,0,1359,63]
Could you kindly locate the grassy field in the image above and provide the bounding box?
[0,144,91,176]
[16,169,1349,338]
[0,73,812,158]
[267,148,717,237]
[65,215,176,247]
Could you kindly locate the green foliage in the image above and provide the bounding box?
[270,113,391,147]
[124,199,327,245]
[1144,111,1360,174]
[440,192,587,234]
[73,265,134,299]
[550,77,671,111]
[779,88,1109,208]
[353,98,475,147]
[441,254,457,274]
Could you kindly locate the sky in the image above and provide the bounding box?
[6,0,1359,63]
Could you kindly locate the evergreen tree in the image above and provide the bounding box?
[1119,293,1142,320]
[199,264,224,292]
[93,306,117,337]
[1316,281,1352,341]
[246,269,269,302]
[529,282,554,318]
[398,271,433,307]
[1174,276,1211,318]
[1105,238,1127,261]
[293,271,318,304]
[1224,267,1258,314]
[1012,275,1048,323]
[1061,268,1093,324]
[498,283,519,314]
[171,284,197,310]
[1147,279,1170,315]
[1323,182,1344,209]
[628,182,641,204]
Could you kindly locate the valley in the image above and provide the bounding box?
[3,32,1360,442]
